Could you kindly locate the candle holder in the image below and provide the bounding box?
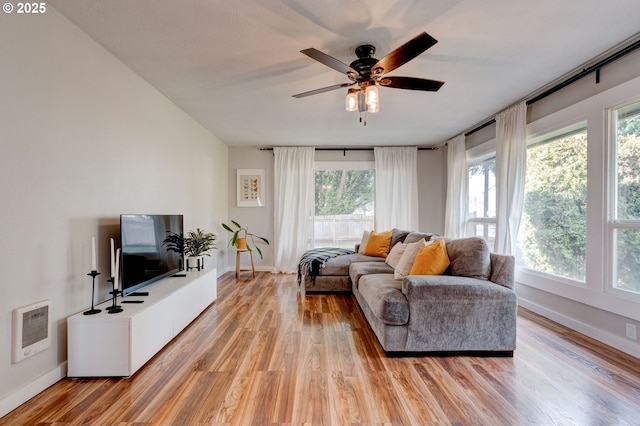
[83,270,102,315]
[106,277,123,314]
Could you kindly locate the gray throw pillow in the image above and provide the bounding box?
[404,231,438,245]
[445,237,491,280]
[390,228,411,248]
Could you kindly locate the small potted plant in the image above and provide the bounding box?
[163,231,185,269]
[163,232,184,255]
[221,220,269,259]
[183,228,217,270]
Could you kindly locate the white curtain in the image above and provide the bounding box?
[272,147,315,273]
[444,134,468,238]
[494,102,527,255]
[374,147,419,231]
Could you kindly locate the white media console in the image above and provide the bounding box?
[67,268,217,377]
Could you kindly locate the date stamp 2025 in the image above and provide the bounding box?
[3,2,47,14]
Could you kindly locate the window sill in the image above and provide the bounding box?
[515,267,640,321]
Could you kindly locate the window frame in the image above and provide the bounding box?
[516,120,589,285]
[513,76,640,322]
[466,148,497,245]
[605,99,640,302]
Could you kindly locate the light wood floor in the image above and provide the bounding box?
[2,272,640,425]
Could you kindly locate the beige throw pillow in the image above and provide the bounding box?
[385,242,407,269]
[394,239,428,280]
[358,230,371,254]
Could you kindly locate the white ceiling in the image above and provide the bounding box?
[50,0,640,148]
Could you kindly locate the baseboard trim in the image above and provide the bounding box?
[518,299,640,359]
[0,361,67,418]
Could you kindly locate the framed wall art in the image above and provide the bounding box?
[237,169,264,207]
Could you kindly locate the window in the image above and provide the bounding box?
[517,123,588,282]
[467,155,496,248]
[610,101,640,296]
[313,162,374,249]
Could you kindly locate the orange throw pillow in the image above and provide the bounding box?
[409,238,450,275]
[363,230,393,258]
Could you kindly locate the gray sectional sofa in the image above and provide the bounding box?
[300,229,517,354]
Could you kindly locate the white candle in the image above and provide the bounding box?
[91,237,97,271]
[110,238,115,278]
[114,248,120,290]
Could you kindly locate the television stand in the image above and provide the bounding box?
[67,268,216,377]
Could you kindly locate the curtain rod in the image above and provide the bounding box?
[464,36,640,137]
[259,147,438,153]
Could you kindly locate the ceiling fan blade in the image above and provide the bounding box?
[292,82,356,98]
[371,32,438,78]
[300,48,358,77]
[378,76,444,91]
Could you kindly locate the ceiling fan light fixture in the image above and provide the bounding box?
[365,83,379,111]
[295,32,443,117]
[345,89,358,112]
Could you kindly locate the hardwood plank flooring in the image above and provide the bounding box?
[2,272,639,425]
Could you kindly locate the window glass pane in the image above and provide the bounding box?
[615,102,640,220]
[465,222,496,249]
[614,228,640,294]
[468,157,496,219]
[518,127,587,281]
[314,169,374,249]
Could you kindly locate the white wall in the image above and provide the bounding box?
[225,148,275,270]
[0,9,228,415]
[224,147,446,272]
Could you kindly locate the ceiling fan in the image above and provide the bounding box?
[293,32,444,116]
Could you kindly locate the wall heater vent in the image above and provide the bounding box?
[12,299,51,363]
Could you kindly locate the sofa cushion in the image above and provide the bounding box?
[409,238,450,275]
[394,239,428,280]
[385,242,406,269]
[350,261,394,290]
[318,253,384,276]
[404,231,438,245]
[358,274,409,325]
[445,237,491,280]
[363,230,393,258]
[390,228,411,248]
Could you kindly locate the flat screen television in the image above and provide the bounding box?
[120,214,184,296]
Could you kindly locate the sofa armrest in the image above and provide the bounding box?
[402,275,515,301]
[400,275,517,351]
[490,253,515,289]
